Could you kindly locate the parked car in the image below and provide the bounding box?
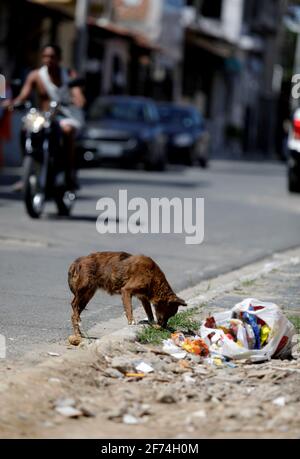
[77,96,167,170]
[287,109,300,192]
[157,103,210,167]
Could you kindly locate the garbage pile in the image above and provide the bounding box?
[163,298,296,364]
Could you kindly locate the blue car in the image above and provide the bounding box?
[77,96,167,171]
[157,103,210,168]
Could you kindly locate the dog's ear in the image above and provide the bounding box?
[170,296,187,307]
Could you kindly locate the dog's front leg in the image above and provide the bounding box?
[139,296,155,324]
[121,287,136,325]
[71,288,96,336]
[71,296,82,336]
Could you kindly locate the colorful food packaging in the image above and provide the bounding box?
[260,324,271,347]
[237,324,249,348]
[243,312,261,349]
[171,332,185,346]
[244,322,256,349]
[182,338,210,357]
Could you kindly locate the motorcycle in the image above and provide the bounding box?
[16,78,83,218]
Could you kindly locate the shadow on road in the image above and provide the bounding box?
[0,171,22,201]
[79,175,210,189]
[210,160,286,177]
[46,214,122,224]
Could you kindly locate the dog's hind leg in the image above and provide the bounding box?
[71,287,96,336]
[138,295,155,324]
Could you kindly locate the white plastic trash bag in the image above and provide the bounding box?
[200,298,296,362]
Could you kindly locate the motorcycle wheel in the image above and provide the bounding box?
[23,156,45,219]
[54,190,76,216]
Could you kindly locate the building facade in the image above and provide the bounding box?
[113,0,186,101]
[183,0,286,157]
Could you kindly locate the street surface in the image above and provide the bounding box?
[1,160,300,358]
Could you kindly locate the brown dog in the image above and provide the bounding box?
[68,251,187,336]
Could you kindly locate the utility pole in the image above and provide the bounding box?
[74,0,90,75]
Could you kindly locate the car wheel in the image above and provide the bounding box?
[185,146,201,167]
[144,145,167,172]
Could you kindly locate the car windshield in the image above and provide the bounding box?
[88,99,153,123]
[158,106,201,128]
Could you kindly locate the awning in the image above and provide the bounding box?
[27,0,74,18]
[88,17,161,52]
[186,29,234,59]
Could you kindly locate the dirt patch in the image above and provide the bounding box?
[0,338,299,439]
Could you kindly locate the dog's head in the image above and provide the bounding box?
[154,295,187,328]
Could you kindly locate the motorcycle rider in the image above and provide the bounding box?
[7,44,85,190]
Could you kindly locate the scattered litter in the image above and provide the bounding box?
[192,409,207,419]
[199,298,295,362]
[181,337,209,357]
[53,397,82,418]
[47,352,60,357]
[54,397,76,408]
[162,339,187,360]
[135,362,154,374]
[183,374,195,384]
[161,298,295,366]
[48,378,61,384]
[273,397,286,407]
[53,397,95,418]
[171,332,209,357]
[55,406,83,418]
[122,414,140,425]
[125,373,145,378]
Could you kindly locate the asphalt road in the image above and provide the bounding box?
[1,160,300,359]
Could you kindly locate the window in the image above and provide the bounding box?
[122,0,142,6]
[165,0,184,8]
[243,0,260,26]
[201,0,222,19]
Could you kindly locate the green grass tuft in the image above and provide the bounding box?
[241,278,256,288]
[288,315,300,335]
[167,308,199,331]
[137,327,171,345]
[137,308,200,345]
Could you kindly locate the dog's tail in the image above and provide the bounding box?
[68,259,81,294]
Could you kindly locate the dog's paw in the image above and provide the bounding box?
[129,319,137,325]
[68,335,82,346]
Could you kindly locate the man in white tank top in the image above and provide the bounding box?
[10,44,86,190]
